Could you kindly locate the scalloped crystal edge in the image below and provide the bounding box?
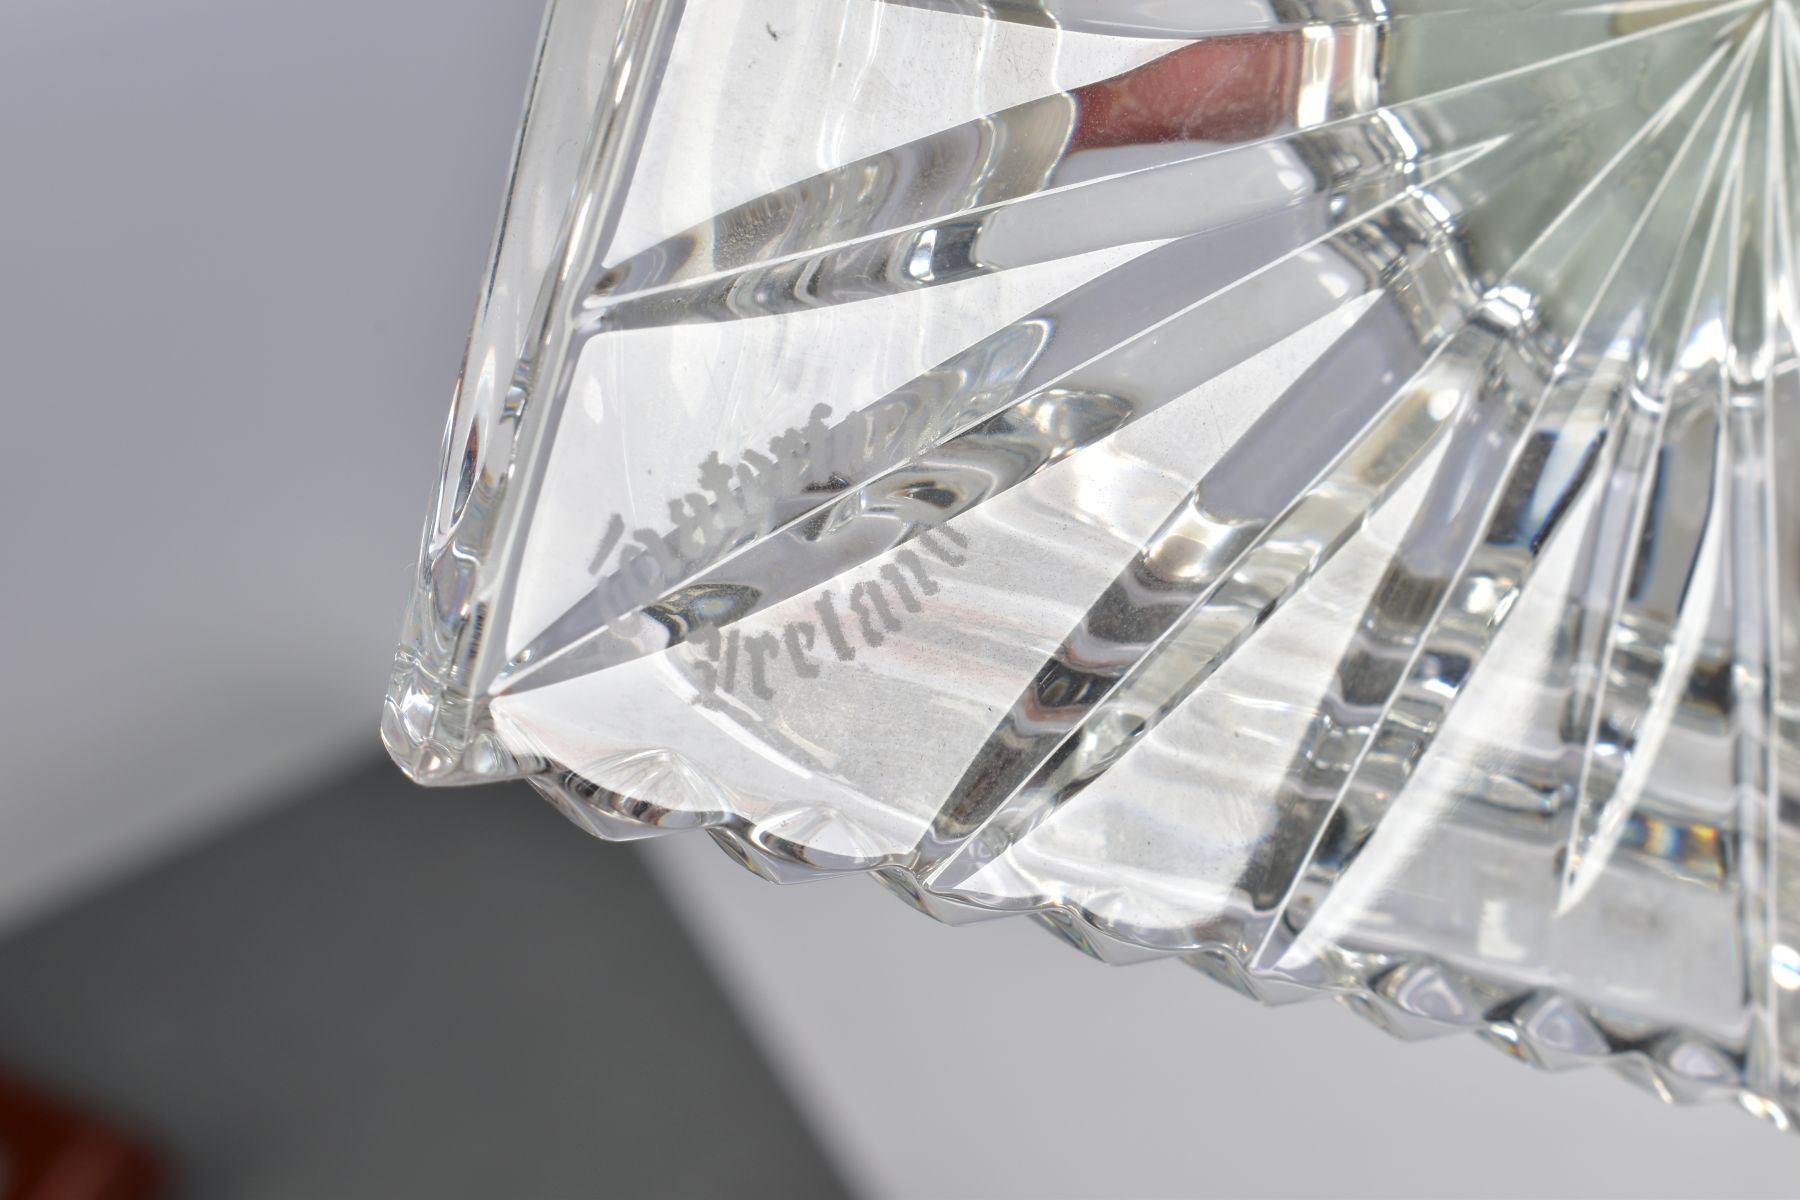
[535,766,1793,1128]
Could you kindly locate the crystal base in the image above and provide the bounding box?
[385,0,1800,1129]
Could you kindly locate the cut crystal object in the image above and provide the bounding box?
[384,0,1800,1126]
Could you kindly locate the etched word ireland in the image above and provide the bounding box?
[691,527,970,703]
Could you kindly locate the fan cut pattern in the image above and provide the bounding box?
[383,0,1800,1126]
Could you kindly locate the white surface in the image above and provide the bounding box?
[0,0,545,932]
[643,833,1800,1200]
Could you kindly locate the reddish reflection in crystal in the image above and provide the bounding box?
[1071,33,1305,151]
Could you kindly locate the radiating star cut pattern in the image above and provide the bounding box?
[383,0,1800,1127]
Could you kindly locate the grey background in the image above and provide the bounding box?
[3,1,1796,1196]
[0,764,847,1199]
[3,0,543,929]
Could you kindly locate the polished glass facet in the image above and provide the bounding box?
[384,0,1800,1126]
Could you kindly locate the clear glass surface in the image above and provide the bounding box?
[384,0,1800,1126]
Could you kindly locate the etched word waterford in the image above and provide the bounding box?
[588,394,946,627]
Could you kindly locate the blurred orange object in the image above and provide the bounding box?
[0,1070,163,1200]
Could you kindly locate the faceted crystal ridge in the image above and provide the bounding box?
[385,0,1800,1126]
